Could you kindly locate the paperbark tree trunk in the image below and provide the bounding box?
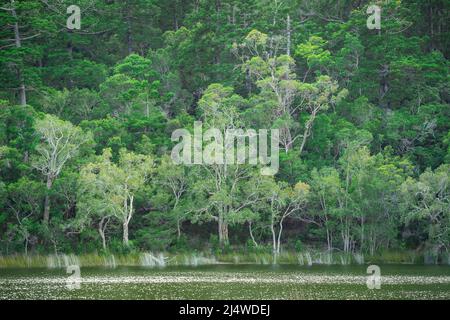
[43,176,53,225]
[123,221,129,246]
[218,213,229,246]
[99,217,109,251]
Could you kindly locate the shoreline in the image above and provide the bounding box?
[1,250,447,268]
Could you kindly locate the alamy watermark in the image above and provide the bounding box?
[366,265,381,289]
[66,265,81,290]
[171,122,280,175]
[67,5,81,30]
[367,5,381,30]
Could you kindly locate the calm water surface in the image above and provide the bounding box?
[1,264,449,300]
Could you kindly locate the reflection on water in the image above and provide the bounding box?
[0,265,449,300]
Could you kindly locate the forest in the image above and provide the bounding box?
[0,0,448,265]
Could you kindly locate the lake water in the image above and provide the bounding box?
[1,264,449,299]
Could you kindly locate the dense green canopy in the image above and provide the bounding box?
[0,0,448,262]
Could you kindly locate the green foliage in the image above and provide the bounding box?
[0,0,448,262]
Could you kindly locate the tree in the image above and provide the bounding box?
[310,167,343,252]
[239,30,346,154]
[296,75,347,156]
[112,0,161,55]
[77,166,117,251]
[155,155,189,240]
[337,145,372,253]
[250,175,311,258]
[188,83,263,246]
[295,35,332,81]
[400,164,449,262]
[238,30,301,152]
[0,0,50,105]
[78,148,153,247]
[32,114,92,224]
[0,101,37,173]
[262,179,310,256]
[5,177,43,254]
